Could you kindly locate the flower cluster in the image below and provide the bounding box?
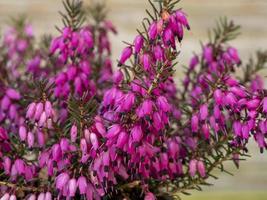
[0,0,267,200]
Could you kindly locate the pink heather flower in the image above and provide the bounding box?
[38,112,47,127]
[175,10,190,30]
[197,160,206,178]
[37,193,45,200]
[0,127,8,140]
[0,193,10,200]
[106,124,121,139]
[202,123,210,139]
[52,144,62,161]
[27,131,35,148]
[233,121,242,137]
[44,192,52,200]
[134,35,144,54]
[80,138,88,154]
[225,92,237,107]
[9,195,17,200]
[37,131,45,147]
[250,75,264,92]
[214,89,223,105]
[56,172,70,190]
[189,55,199,70]
[119,46,132,66]
[77,176,88,194]
[163,28,175,47]
[25,24,33,37]
[144,192,156,200]
[6,88,21,100]
[27,194,37,200]
[113,70,124,84]
[95,121,106,136]
[14,159,25,175]
[157,96,170,112]
[3,156,12,175]
[70,124,78,142]
[138,99,154,117]
[191,114,199,133]
[227,47,241,64]
[189,159,197,177]
[203,45,213,63]
[68,178,78,197]
[1,96,11,111]
[90,132,99,150]
[199,104,208,121]
[131,125,143,143]
[241,123,250,139]
[102,151,110,167]
[34,102,44,120]
[45,101,53,117]
[142,53,151,71]
[116,131,128,149]
[60,138,70,152]
[154,45,164,61]
[263,97,267,113]
[148,22,158,40]
[120,93,136,111]
[246,99,260,110]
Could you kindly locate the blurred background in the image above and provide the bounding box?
[0,0,267,199]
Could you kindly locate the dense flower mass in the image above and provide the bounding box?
[0,0,267,200]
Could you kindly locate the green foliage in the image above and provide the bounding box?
[86,0,107,25]
[208,17,241,45]
[60,0,86,30]
[23,78,55,103]
[64,93,98,137]
[242,50,267,84]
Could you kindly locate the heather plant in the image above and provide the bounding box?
[0,0,267,200]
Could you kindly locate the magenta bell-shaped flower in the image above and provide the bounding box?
[197,160,206,178]
[27,131,35,148]
[199,104,208,121]
[214,89,223,105]
[113,70,123,84]
[0,193,10,200]
[9,195,17,200]
[189,159,197,177]
[119,46,132,66]
[148,22,158,40]
[77,176,88,194]
[156,96,170,112]
[106,124,121,139]
[6,88,21,100]
[14,159,25,175]
[3,156,11,175]
[191,114,199,133]
[0,127,8,140]
[26,102,36,118]
[1,96,11,111]
[131,125,143,143]
[142,53,151,71]
[144,192,156,200]
[70,124,78,142]
[56,172,70,190]
[27,194,36,200]
[134,35,144,54]
[116,131,128,149]
[262,97,267,113]
[68,178,78,197]
[37,193,45,200]
[19,126,27,141]
[44,192,52,200]
[52,144,62,161]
